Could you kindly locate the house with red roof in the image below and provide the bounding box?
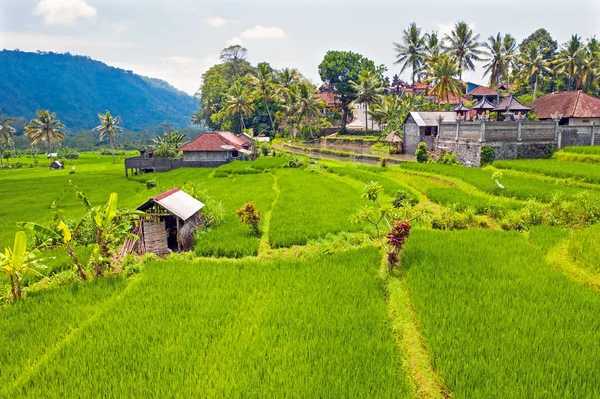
[178,131,252,162]
[531,91,600,125]
[467,85,499,104]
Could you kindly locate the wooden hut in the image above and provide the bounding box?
[136,188,205,255]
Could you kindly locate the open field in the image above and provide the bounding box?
[3,148,600,397]
[1,248,411,398]
[494,158,600,184]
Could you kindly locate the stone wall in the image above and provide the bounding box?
[403,118,422,155]
[437,140,556,167]
[319,137,377,154]
[560,125,600,147]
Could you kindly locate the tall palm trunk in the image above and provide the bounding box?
[533,74,539,98]
[365,102,368,131]
[239,112,245,133]
[110,138,116,164]
[264,94,274,131]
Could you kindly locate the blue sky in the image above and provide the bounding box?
[0,0,598,95]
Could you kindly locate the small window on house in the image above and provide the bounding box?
[232,150,239,158]
[582,120,590,123]
[424,127,432,136]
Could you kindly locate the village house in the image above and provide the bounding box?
[531,91,600,125]
[402,111,457,154]
[178,131,251,162]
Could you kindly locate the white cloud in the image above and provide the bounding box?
[204,16,238,27]
[34,0,97,26]
[225,36,243,46]
[240,26,286,40]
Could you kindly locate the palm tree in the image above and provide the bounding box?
[421,31,444,80]
[426,54,465,104]
[502,34,518,87]
[24,110,65,153]
[369,95,403,131]
[191,111,203,126]
[554,34,584,90]
[483,33,508,88]
[93,111,124,163]
[393,23,426,89]
[579,38,600,92]
[153,131,186,150]
[0,110,16,164]
[281,84,301,138]
[295,83,323,137]
[520,42,552,98]
[350,71,384,131]
[225,81,254,133]
[250,62,275,131]
[443,21,484,81]
[277,68,300,90]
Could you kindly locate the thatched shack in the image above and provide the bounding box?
[135,188,205,255]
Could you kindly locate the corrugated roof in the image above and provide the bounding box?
[531,91,600,119]
[408,111,457,126]
[141,188,205,221]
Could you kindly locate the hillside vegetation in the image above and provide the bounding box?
[0,51,197,131]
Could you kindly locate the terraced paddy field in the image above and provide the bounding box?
[2,148,600,397]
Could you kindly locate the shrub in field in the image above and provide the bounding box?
[437,151,460,165]
[480,145,495,165]
[416,142,428,163]
[379,157,388,167]
[236,203,261,235]
[0,231,47,299]
[392,189,419,208]
[431,204,479,230]
[145,179,158,189]
[59,148,80,159]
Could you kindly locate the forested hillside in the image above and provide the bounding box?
[0,50,198,131]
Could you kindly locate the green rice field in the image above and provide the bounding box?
[2,148,600,397]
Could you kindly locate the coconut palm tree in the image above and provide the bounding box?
[578,38,600,92]
[520,42,552,98]
[191,111,203,126]
[250,62,275,131]
[554,34,584,90]
[225,81,254,133]
[443,21,484,81]
[426,54,465,104]
[24,110,65,153]
[393,23,426,89]
[350,71,384,131]
[295,83,323,137]
[277,68,300,90]
[483,33,509,88]
[421,31,444,80]
[93,111,124,163]
[0,110,16,165]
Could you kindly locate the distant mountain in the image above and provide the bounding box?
[0,50,198,132]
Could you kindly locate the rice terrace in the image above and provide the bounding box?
[2,0,600,397]
[2,145,600,398]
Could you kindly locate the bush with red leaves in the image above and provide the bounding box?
[386,220,411,269]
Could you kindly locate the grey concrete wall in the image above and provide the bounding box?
[438,139,556,167]
[183,151,231,161]
[403,118,422,155]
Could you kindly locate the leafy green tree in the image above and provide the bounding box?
[0,231,46,299]
[393,23,426,89]
[225,81,255,133]
[93,110,124,163]
[421,31,444,80]
[350,71,384,130]
[553,35,584,90]
[416,142,428,162]
[24,110,65,153]
[426,54,465,103]
[318,50,386,130]
[483,33,512,87]
[443,21,484,81]
[519,29,558,59]
[519,43,552,97]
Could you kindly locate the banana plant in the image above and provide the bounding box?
[19,208,89,281]
[0,231,47,299]
[71,182,142,276]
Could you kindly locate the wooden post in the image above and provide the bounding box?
[176,217,181,252]
[591,122,596,146]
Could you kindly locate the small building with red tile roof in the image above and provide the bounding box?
[531,91,600,125]
[467,85,499,104]
[178,131,251,162]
